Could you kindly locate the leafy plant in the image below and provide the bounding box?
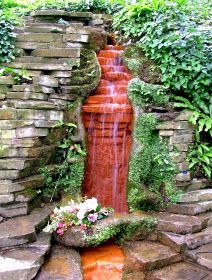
[0,67,31,83]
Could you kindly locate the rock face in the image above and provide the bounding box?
[0,10,105,213]
[35,245,83,280]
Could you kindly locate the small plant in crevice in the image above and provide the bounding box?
[39,121,86,202]
[0,67,32,83]
[127,113,181,212]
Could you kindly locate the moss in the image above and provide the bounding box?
[122,45,162,84]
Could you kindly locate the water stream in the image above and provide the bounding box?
[82,45,133,213]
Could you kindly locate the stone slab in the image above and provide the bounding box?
[32,48,80,58]
[186,243,212,270]
[179,189,212,203]
[167,201,212,215]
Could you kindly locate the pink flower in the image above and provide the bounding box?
[87,213,98,223]
[57,222,64,228]
[70,145,75,150]
[57,229,64,236]
[80,224,87,230]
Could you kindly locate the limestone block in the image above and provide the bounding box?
[175,172,191,182]
[51,70,72,78]
[0,138,41,148]
[16,33,62,42]
[16,41,66,50]
[174,143,189,151]
[12,84,42,93]
[156,121,191,130]
[0,159,26,170]
[0,76,15,85]
[159,130,174,137]
[32,48,81,58]
[0,93,5,99]
[7,92,47,100]
[0,194,14,204]
[23,26,65,33]
[170,134,194,144]
[0,108,16,119]
[170,152,187,163]
[0,170,20,180]
[33,76,59,87]
[63,34,89,43]
[0,129,16,139]
[8,62,73,71]
[66,25,91,35]
[91,19,104,25]
[176,162,190,171]
[0,203,28,217]
[16,127,48,138]
[48,110,63,121]
[176,110,193,121]
[0,180,25,194]
[0,85,9,94]
[34,120,57,128]
[16,109,46,120]
[11,100,57,110]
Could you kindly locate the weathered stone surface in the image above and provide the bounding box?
[0,129,16,139]
[12,84,42,92]
[170,134,194,144]
[15,189,37,203]
[186,243,212,270]
[12,100,56,110]
[0,180,25,194]
[187,179,208,191]
[148,261,212,280]
[32,48,81,57]
[0,159,26,170]
[0,85,9,94]
[159,130,174,137]
[0,76,15,85]
[33,76,59,87]
[66,26,90,35]
[0,138,41,148]
[122,271,145,280]
[185,226,212,250]
[158,232,186,253]
[0,108,16,119]
[0,194,14,204]
[7,92,47,100]
[14,174,45,190]
[36,245,83,280]
[63,34,89,43]
[0,170,20,180]
[156,121,192,130]
[16,33,62,42]
[167,200,212,215]
[31,10,92,19]
[156,212,206,234]
[0,232,51,280]
[179,189,212,203]
[16,109,46,120]
[175,172,191,182]
[123,241,181,272]
[176,111,193,121]
[0,203,29,217]
[7,62,73,70]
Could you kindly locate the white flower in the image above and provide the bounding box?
[77,209,87,220]
[79,197,98,212]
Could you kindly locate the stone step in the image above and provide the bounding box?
[167,200,212,215]
[123,241,181,272]
[158,226,212,252]
[13,56,74,64]
[35,245,83,280]
[32,48,81,58]
[186,243,212,270]
[0,232,51,280]
[7,62,74,71]
[0,205,52,247]
[7,92,48,100]
[179,189,212,203]
[148,261,212,280]
[156,212,208,234]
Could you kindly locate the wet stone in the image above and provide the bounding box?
[36,245,83,280]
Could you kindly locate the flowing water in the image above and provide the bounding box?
[82,45,133,213]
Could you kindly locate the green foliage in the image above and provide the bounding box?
[39,122,86,202]
[128,113,180,211]
[175,96,212,178]
[0,67,31,83]
[128,78,169,107]
[85,217,158,246]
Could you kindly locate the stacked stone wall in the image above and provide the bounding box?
[0,10,108,218]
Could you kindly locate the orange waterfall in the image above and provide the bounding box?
[82,45,133,213]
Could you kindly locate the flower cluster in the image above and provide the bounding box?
[43,198,113,236]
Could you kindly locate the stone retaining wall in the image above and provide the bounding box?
[0,10,108,217]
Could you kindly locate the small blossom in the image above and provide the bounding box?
[57,229,64,236]
[87,213,98,223]
[70,145,75,150]
[80,224,87,230]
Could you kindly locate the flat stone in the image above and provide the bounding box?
[0,129,16,139]
[156,212,206,234]
[0,180,25,194]
[12,100,56,110]
[33,76,59,87]
[8,62,73,71]
[16,33,62,42]
[16,109,46,120]
[170,134,194,144]
[0,203,29,218]
[32,48,80,57]
[7,92,47,100]
[186,243,212,270]
[0,232,51,280]
[34,120,57,128]
[156,121,191,130]
[187,179,208,191]
[176,111,193,121]
[0,215,36,247]
[0,159,26,170]
[0,85,9,94]
[63,34,89,43]
[15,189,37,203]
[15,174,45,190]
[174,143,189,152]
[185,226,212,250]
[167,201,212,215]
[16,127,48,138]
[15,41,66,50]
[179,189,212,203]
[175,172,191,182]
[0,138,41,148]
[12,84,42,92]
[123,241,181,272]
[0,170,20,180]
[148,261,212,280]
[23,26,64,33]
[0,76,15,85]
[31,10,92,19]
[158,232,186,253]
[0,194,14,204]
[35,245,83,280]
[0,108,16,120]
[122,271,145,280]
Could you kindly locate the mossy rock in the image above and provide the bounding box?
[122,45,162,84]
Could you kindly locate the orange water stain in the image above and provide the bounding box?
[81,244,125,280]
